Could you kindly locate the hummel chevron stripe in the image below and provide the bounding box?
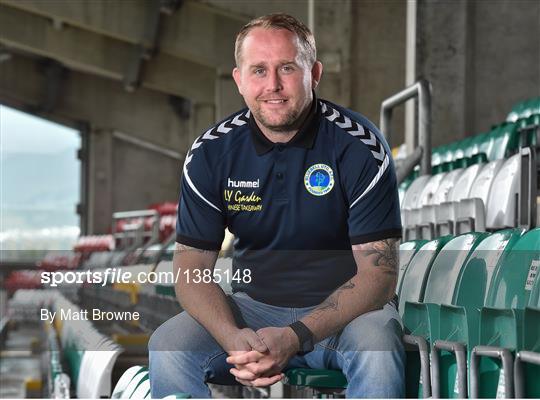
[320,101,390,208]
[183,109,250,211]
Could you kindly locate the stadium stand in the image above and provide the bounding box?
[1,91,538,398]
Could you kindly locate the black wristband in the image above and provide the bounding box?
[288,321,314,354]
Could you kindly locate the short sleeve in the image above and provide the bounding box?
[340,140,402,245]
[176,142,225,250]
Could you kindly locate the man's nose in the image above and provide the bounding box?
[266,70,282,91]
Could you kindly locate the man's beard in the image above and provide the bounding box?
[252,105,302,133]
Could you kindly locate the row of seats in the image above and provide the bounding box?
[427,96,539,167]
[284,228,540,398]
[506,97,540,122]
[431,121,519,167]
[398,228,540,398]
[398,96,539,242]
[401,153,527,239]
[6,290,123,397]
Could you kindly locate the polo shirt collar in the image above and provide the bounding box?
[249,93,321,155]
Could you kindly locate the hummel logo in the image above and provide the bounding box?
[228,178,260,188]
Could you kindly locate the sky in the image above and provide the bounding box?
[0,105,80,155]
[1,105,81,251]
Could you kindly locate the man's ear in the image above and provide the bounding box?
[311,61,323,89]
[232,67,243,95]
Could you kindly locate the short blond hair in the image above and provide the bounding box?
[234,13,317,67]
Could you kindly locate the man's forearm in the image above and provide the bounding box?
[300,239,399,343]
[174,244,239,351]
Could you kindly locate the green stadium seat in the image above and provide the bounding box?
[403,232,488,345]
[454,137,473,160]
[397,240,428,297]
[284,368,347,390]
[486,122,520,161]
[432,161,452,174]
[451,157,473,170]
[466,132,489,158]
[514,261,540,398]
[470,228,540,398]
[507,97,540,122]
[398,236,452,314]
[403,232,488,397]
[432,145,448,166]
[432,229,523,398]
[398,235,451,397]
[518,113,540,148]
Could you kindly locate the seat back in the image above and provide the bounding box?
[485,227,540,308]
[112,366,146,398]
[402,175,431,210]
[397,240,428,297]
[398,236,452,313]
[418,173,447,206]
[130,379,151,399]
[423,232,489,305]
[487,122,519,161]
[121,369,149,399]
[453,229,523,308]
[77,349,122,398]
[468,159,504,207]
[432,169,464,204]
[450,163,484,202]
[486,154,521,229]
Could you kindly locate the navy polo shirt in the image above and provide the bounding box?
[176,96,402,307]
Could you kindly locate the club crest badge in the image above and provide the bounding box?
[304,164,334,196]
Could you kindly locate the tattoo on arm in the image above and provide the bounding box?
[364,238,399,274]
[310,279,356,318]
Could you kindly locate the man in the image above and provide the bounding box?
[149,13,404,398]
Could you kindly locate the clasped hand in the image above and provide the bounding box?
[226,327,299,387]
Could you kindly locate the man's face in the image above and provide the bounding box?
[233,28,322,133]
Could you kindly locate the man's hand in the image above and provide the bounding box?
[225,327,269,354]
[226,327,298,387]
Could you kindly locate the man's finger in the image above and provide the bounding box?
[235,377,252,386]
[240,361,267,375]
[246,330,269,353]
[229,367,257,380]
[226,350,265,365]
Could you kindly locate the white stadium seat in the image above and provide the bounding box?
[486,153,521,229]
[449,163,485,202]
[432,168,464,204]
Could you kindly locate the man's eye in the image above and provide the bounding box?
[254,69,265,75]
[282,65,294,72]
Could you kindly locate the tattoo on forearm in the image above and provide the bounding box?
[364,239,399,273]
[310,279,356,319]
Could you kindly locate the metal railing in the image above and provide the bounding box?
[380,79,432,180]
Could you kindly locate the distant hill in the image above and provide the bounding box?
[1,149,80,230]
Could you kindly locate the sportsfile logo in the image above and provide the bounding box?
[227,178,260,188]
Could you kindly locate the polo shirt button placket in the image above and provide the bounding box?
[274,145,288,201]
